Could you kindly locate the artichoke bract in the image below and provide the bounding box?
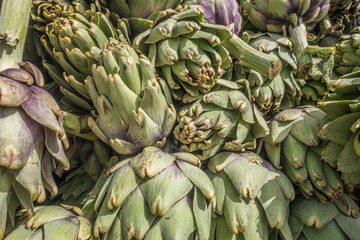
[106,0,182,18]
[244,0,331,78]
[133,6,282,101]
[174,79,269,161]
[184,0,243,34]
[4,205,91,240]
[289,196,360,240]
[86,38,176,155]
[207,152,295,240]
[0,62,69,238]
[262,107,349,203]
[40,12,119,113]
[91,146,215,239]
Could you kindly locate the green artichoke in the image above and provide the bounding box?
[334,27,360,75]
[40,12,119,113]
[207,151,295,240]
[90,146,215,239]
[289,196,360,240]
[244,0,331,78]
[173,79,269,161]
[317,71,360,192]
[0,62,69,238]
[106,0,182,18]
[262,106,349,203]
[245,32,301,113]
[133,6,282,101]
[4,205,91,240]
[86,38,176,155]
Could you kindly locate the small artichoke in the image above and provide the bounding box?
[0,63,69,238]
[317,71,360,192]
[334,27,360,76]
[91,146,215,239]
[244,0,331,78]
[207,151,295,240]
[174,79,269,161]
[86,38,176,155]
[262,106,349,202]
[246,32,301,113]
[4,205,91,240]
[133,5,282,100]
[40,12,119,113]
[184,0,243,34]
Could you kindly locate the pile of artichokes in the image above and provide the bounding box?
[0,0,359,239]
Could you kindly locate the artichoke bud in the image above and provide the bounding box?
[174,79,268,161]
[133,5,232,101]
[207,151,295,239]
[91,147,214,239]
[86,38,176,155]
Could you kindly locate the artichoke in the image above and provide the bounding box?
[289,196,360,240]
[245,32,301,113]
[133,5,282,100]
[0,62,69,238]
[184,0,243,34]
[40,12,119,113]
[106,0,182,18]
[90,146,215,239]
[85,38,176,155]
[334,27,360,75]
[4,205,91,240]
[317,71,360,192]
[207,151,295,240]
[262,106,349,203]
[244,0,331,78]
[31,0,108,33]
[173,79,269,161]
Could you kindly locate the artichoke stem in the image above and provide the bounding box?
[289,21,312,78]
[222,35,282,80]
[0,0,32,71]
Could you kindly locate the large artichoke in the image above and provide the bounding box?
[133,5,282,101]
[173,79,269,161]
[244,0,331,78]
[289,196,360,240]
[207,151,295,240]
[4,205,91,240]
[262,106,349,203]
[90,146,215,239]
[85,38,176,155]
[0,63,69,238]
[40,12,119,113]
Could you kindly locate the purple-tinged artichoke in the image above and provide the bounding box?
[0,62,69,238]
[184,0,243,34]
[244,0,331,78]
